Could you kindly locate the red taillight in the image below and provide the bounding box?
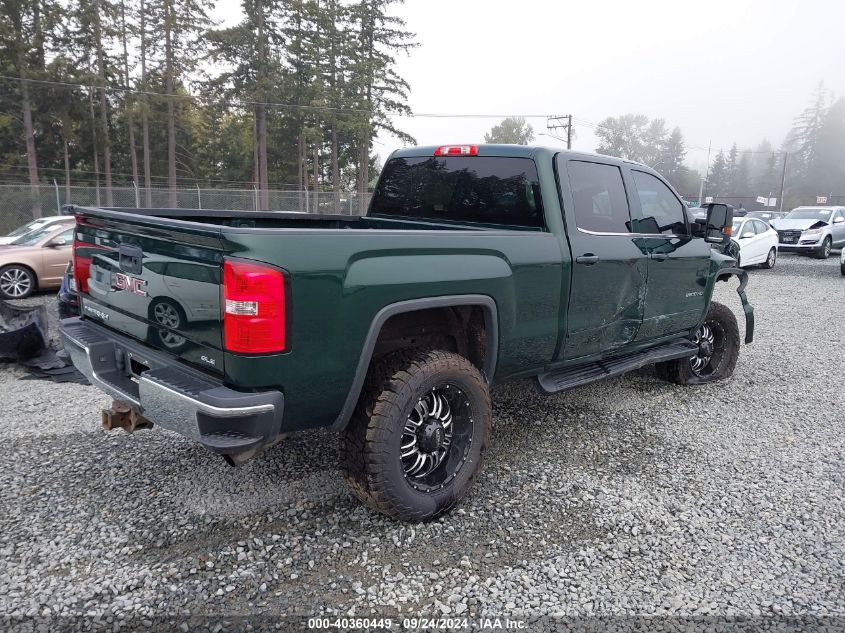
[223,259,288,354]
[434,145,478,156]
[72,238,95,294]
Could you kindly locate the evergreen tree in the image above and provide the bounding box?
[708,150,728,197]
[348,0,416,210]
[0,0,49,214]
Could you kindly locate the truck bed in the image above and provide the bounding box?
[67,203,564,433]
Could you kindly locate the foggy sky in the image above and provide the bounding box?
[213,0,845,172]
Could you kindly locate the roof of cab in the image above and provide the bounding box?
[389,144,648,170]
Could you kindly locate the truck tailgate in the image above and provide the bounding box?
[73,210,227,374]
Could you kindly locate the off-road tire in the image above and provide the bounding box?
[761,247,777,269]
[815,236,832,259]
[341,349,492,522]
[655,301,740,385]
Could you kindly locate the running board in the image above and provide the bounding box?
[537,340,697,394]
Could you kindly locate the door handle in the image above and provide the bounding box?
[649,253,668,261]
[576,254,599,265]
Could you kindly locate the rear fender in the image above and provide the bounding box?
[330,294,498,431]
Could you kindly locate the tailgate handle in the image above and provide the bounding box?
[118,244,144,275]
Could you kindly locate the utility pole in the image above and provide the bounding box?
[547,115,573,149]
[778,152,788,213]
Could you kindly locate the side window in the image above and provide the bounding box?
[631,171,688,236]
[566,161,632,233]
[754,220,768,234]
[51,228,74,245]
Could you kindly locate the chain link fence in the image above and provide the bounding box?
[0,184,373,234]
[3,183,843,236]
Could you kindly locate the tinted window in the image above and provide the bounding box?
[631,171,688,235]
[566,161,632,233]
[369,156,544,228]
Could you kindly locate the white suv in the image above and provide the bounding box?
[771,206,845,259]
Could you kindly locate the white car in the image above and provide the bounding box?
[0,215,74,245]
[730,216,779,269]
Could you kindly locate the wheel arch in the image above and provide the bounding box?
[330,294,498,431]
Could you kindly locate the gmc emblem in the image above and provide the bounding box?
[112,272,148,297]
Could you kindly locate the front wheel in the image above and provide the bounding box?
[761,247,777,269]
[815,236,832,259]
[655,301,740,385]
[341,349,492,522]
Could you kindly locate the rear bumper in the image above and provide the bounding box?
[59,317,284,456]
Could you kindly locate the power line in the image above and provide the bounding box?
[0,74,554,120]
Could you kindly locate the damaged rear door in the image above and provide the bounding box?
[556,157,648,360]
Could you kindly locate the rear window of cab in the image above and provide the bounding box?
[369,156,544,228]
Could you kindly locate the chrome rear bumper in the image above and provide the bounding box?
[60,317,284,456]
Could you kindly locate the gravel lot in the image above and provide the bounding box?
[1,254,843,631]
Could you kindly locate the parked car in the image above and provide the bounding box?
[0,224,75,299]
[0,215,74,245]
[744,210,786,225]
[59,145,754,522]
[728,217,779,268]
[57,262,80,319]
[770,206,845,259]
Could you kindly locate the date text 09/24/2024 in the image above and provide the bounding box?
[307,617,526,629]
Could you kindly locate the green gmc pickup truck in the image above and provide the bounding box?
[60,144,753,522]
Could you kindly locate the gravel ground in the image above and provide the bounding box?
[0,254,843,631]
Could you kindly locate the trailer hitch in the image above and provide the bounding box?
[102,400,154,433]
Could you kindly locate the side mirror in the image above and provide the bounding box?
[704,203,733,244]
[46,238,68,248]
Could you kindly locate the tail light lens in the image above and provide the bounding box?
[72,238,96,294]
[223,259,288,354]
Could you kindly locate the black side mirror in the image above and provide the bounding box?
[704,203,733,244]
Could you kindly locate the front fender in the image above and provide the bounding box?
[716,266,754,344]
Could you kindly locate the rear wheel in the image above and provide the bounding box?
[761,247,777,269]
[0,265,36,300]
[815,236,832,259]
[840,262,845,276]
[341,349,491,522]
[655,301,739,385]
